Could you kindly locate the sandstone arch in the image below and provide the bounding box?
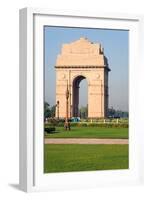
[72,75,87,117]
[55,37,110,118]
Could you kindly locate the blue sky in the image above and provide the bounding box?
[44,26,128,111]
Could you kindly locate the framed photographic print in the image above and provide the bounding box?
[19,8,144,192]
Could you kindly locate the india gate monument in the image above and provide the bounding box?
[55,37,110,118]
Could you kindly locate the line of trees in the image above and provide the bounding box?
[44,102,128,119]
[79,106,128,118]
[108,107,128,118]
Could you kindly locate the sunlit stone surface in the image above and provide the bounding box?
[55,37,110,118]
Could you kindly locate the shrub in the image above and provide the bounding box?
[44,127,56,134]
[47,118,59,126]
[70,122,79,127]
[77,123,87,127]
[78,122,128,128]
[56,122,64,127]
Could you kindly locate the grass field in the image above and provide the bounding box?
[44,144,129,173]
[44,127,128,139]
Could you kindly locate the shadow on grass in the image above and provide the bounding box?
[45,130,60,135]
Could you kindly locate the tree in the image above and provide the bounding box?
[44,102,51,119]
[79,106,88,119]
[50,105,56,117]
[108,107,129,118]
[44,102,57,119]
[108,107,115,117]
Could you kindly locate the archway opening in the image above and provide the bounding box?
[72,75,88,118]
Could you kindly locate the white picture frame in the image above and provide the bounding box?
[19,7,144,192]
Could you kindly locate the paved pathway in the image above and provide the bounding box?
[45,138,128,145]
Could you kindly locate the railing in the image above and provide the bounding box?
[80,118,128,124]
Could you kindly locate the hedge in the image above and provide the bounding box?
[44,122,128,128]
[44,127,56,134]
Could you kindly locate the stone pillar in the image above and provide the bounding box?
[55,70,71,118]
[88,81,104,118]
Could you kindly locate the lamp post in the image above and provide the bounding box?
[64,81,70,130]
[56,100,59,120]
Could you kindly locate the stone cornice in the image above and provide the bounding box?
[55,65,111,71]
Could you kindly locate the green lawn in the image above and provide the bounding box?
[45,127,128,139]
[44,144,129,173]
